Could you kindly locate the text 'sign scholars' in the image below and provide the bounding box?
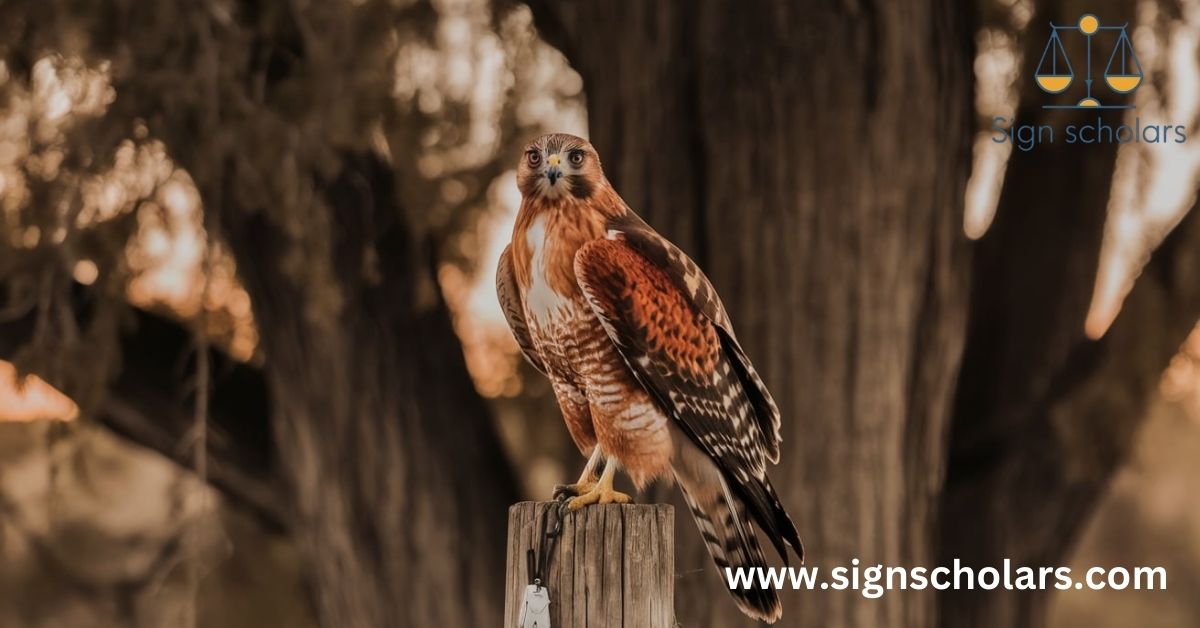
[993,116,1187,152]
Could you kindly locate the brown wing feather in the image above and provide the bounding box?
[606,213,782,463]
[496,244,546,374]
[574,237,801,563]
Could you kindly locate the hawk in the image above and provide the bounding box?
[497,133,802,622]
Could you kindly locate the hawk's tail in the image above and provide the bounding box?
[672,436,782,623]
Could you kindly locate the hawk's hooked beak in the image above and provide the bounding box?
[546,154,562,185]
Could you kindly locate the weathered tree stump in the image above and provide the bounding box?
[504,501,674,627]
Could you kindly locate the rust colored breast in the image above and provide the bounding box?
[527,281,672,486]
[528,296,602,453]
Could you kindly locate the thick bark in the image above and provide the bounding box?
[527,2,975,627]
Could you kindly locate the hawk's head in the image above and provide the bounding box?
[517,133,604,203]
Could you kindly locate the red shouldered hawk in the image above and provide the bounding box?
[497,133,802,622]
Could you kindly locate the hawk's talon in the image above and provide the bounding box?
[555,445,604,501]
[553,480,597,500]
[565,485,633,511]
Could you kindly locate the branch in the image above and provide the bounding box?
[0,283,288,532]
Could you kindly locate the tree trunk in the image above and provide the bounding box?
[527,2,976,627]
[210,152,519,627]
[2,151,523,626]
[531,3,1200,628]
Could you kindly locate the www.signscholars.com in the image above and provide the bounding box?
[726,559,1167,599]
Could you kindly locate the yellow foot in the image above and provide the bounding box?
[553,480,597,500]
[566,486,633,511]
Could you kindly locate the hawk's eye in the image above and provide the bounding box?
[568,150,585,166]
[526,150,542,168]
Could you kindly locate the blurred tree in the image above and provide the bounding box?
[0,1,528,625]
[524,1,1199,628]
[524,2,974,626]
[941,1,1200,627]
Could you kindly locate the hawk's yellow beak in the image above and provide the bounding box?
[546,154,562,185]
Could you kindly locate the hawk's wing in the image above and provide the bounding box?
[604,214,782,462]
[574,232,800,562]
[496,244,546,375]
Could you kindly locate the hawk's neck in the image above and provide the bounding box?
[510,188,626,297]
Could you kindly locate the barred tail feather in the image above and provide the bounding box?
[740,475,804,565]
[672,429,782,623]
[678,483,782,623]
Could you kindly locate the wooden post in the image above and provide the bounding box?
[504,502,674,627]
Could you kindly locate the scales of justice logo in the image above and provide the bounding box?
[993,12,1185,151]
[1035,13,1143,109]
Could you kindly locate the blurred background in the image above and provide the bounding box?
[0,0,1197,627]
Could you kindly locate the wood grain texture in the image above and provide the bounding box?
[505,502,674,628]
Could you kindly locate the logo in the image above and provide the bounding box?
[991,12,1188,151]
[1035,13,1143,109]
